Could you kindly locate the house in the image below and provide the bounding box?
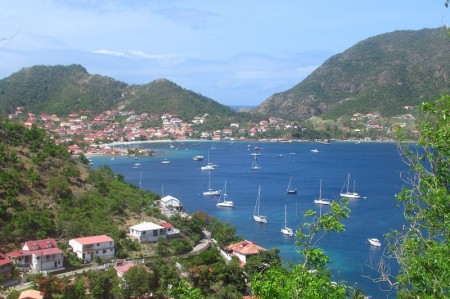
[0,253,13,278]
[69,235,115,263]
[223,240,266,265]
[7,238,64,273]
[129,222,167,243]
[160,195,183,217]
[160,221,180,238]
[114,261,136,278]
[18,290,44,299]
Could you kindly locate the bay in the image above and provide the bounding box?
[91,141,407,298]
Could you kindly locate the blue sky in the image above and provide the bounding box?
[0,1,448,106]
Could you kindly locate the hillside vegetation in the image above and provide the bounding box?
[0,65,235,120]
[0,120,159,252]
[254,27,450,120]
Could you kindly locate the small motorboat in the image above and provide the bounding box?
[368,238,381,247]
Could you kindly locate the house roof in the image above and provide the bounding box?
[70,235,113,245]
[0,253,12,266]
[160,222,174,229]
[161,195,181,205]
[130,222,164,231]
[18,290,44,299]
[23,238,58,251]
[225,240,266,256]
[8,247,63,258]
[114,262,136,276]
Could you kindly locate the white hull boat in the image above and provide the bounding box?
[340,174,361,199]
[216,181,234,207]
[368,238,381,247]
[253,186,267,223]
[203,171,221,196]
[314,179,331,205]
[281,204,294,236]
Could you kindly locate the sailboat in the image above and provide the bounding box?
[201,150,219,170]
[314,179,331,205]
[251,155,261,170]
[253,186,267,223]
[281,204,294,236]
[340,174,361,199]
[216,180,234,207]
[203,171,221,196]
[161,152,171,164]
[286,177,297,194]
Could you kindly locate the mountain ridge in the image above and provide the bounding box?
[0,65,235,120]
[253,27,450,119]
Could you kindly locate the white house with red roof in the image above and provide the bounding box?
[69,235,115,263]
[223,240,266,265]
[7,238,64,273]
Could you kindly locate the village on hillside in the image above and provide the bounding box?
[0,192,268,298]
[7,105,419,156]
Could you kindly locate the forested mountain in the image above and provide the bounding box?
[0,65,235,120]
[254,27,450,120]
[125,78,236,119]
[0,64,128,117]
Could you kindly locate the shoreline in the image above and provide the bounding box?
[84,138,402,158]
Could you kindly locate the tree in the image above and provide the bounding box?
[210,218,241,248]
[251,199,352,298]
[169,280,205,299]
[87,268,120,299]
[380,94,450,298]
[122,265,155,298]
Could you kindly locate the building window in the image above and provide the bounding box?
[103,250,106,253]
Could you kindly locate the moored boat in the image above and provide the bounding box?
[253,186,267,223]
[313,179,331,205]
[368,238,381,247]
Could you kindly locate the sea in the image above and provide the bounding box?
[90,140,408,298]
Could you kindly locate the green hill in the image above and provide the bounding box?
[0,65,235,120]
[254,27,450,120]
[0,64,127,117]
[0,120,159,251]
[125,78,236,119]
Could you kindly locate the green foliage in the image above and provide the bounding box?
[0,119,159,248]
[87,268,121,299]
[170,280,206,299]
[251,199,351,298]
[385,94,450,298]
[209,218,242,248]
[244,248,282,278]
[122,265,156,298]
[252,264,349,299]
[0,64,127,117]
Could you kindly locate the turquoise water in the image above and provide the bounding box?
[91,141,407,297]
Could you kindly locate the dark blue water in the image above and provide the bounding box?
[91,141,407,298]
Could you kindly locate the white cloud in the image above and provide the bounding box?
[93,49,128,57]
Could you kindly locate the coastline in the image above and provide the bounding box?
[83,138,401,158]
